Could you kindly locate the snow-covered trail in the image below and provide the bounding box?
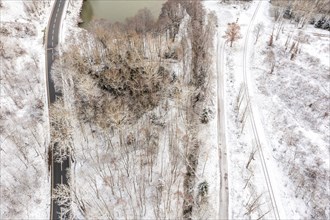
[242,1,284,219]
[216,35,229,219]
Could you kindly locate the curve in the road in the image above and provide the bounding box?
[45,0,70,219]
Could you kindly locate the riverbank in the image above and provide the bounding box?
[60,0,84,44]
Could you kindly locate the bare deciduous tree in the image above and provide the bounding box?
[53,184,72,219]
[253,22,264,44]
[158,0,185,42]
[126,8,155,35]
[265,49,275,74]
[49,99,72,163]
[223,22,242,47]
[268,29,274,47]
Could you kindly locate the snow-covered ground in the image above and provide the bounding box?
[0,0,55,219]
[2,0,327,219]
[252,7,330,219]
[205,0,329,219]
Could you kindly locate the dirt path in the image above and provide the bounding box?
[217,34,229,220]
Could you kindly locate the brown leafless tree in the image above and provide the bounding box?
[223,22,242,47]
[253,23,264,44]
[158,0,185,42]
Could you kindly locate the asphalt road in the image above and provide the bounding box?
[45,0,70,219]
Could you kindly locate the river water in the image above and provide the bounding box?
[80,0,164,27]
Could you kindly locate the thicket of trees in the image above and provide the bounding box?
[271,0,330,30]
[57,19,173,128]
[158,0,185,42]
[51,0,216,219]
[23,0,51,17]
[158,1,216,218]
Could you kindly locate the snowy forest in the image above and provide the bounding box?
[0,0,329,219]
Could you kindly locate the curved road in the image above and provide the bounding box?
[242,1,281,219]
[45,0,70,219]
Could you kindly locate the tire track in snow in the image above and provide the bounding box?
[217,32,229,219]
[242,1,281,219]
